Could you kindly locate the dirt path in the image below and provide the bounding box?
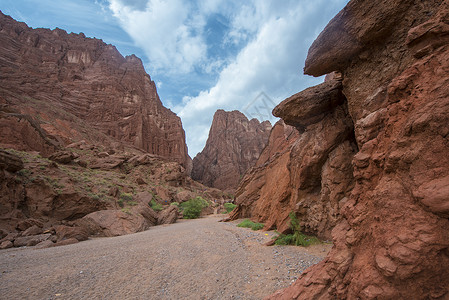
[0,215,330,299]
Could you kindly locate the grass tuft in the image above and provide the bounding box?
[237,219,264,231]
[224,203,237,213]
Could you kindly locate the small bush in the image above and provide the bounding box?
[224,203,237,213]
[117,199,124,208]
[89,194,100,201]
[237,219,264,231]
[120,192,133,202]
[150,199,164,211]
[274,212,320,247]
[170,202,179,206]
[274,233,295,245]
[121,207,131,215]
[180,196,209,219]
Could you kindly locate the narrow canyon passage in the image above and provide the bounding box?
[0,215,328,299]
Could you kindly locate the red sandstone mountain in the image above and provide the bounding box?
[0,12,236,249]
[229,80,357,239]
[191,110,271,192]
[247,0,448,299]
[0,11,190,168]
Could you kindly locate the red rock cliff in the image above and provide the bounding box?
[268,0,449,299]
[192,110,271,192]
[0,12,190,167]
[230,80,357,239]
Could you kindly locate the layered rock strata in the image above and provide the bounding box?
[269,0,449,299]
[192,110,271,192]
[0,12,190,167]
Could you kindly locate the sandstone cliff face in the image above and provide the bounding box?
[230,81,357,239]
[268,0,449,299]
[192,110,271,192]
[0,12,189,167]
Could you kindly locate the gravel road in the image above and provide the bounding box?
[0,215,330,299]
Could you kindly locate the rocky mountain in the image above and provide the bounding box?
[0,13,235,249]
[267,0,449,299]
[0,11,190,168]
[229,81,357,239]
[192,110,272,192]
[228,0,449,299]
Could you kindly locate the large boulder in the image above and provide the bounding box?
[0,149,23,172]
[53,225,88,242]
[13,233,52,247]
[77,210,150,237]
[157,205,179,225]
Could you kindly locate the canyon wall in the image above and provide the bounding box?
[192,110,271,192]
[268,0,449,299]
[0,12,190,167]
[230,80,357,239]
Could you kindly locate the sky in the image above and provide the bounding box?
[0,0,349,157]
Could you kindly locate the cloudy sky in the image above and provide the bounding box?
[1,0,349,157]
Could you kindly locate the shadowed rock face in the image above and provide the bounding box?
[192,110,272,192]
[268,0,449,299]
[0,12,190,167]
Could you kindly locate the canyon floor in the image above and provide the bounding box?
[0,215,330,300]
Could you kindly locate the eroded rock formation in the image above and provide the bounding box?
[268,0,449,299]
[192,110,271,192]
[230,80,357,239]
[0,11,190,167]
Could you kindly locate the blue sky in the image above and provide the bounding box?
[0,0,349,156]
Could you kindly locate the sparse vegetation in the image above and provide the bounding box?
[150,199,164,211]
[274,212,320,247]
[224,203,237,213]
[237,219,264,231]
[121,207,132,215]
[180,196,209,219]
[120,192,133,202]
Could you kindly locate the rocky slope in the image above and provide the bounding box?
[0,11,190,168]
[192,110,271,192]
[0,144,229,249]
[266,0,449,299]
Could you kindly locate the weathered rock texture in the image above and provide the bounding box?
[268,0,449,299]
[192,110,272,192]
[0,11,189,167]
[230,81,357,239]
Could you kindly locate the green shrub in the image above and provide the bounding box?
[170,202,179,206]
[224,203,237,213]
[89,194,100,201]
[274,233,295,245]
[117,199,124,208]
[121,207,131,215]
[274,212,320,247]
[120,192,133,202]
[237,219,264,231]
[180,196,209,219]
[150,199,164,212]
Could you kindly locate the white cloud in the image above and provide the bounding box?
[107,0,349,157]
[108,0,207,74]
[177,0,349,157]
